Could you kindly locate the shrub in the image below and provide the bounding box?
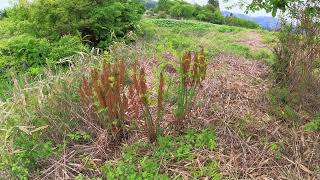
[196,9,224,24]
[158,11,167,19]
[48,35,86,64]
[169,4,195,19]
[0,34,51,77]
[5,0,145,48]
[269,87,300,122]
[0,34,86,78]
[273,9,320,114]
[224,16,260,29]
[0,0,145,83]
[1,131,53,179]
[156,0,172,12]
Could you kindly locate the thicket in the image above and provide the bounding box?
[271,1,320,131]
[148,0,260,29]
[0,0,145,98]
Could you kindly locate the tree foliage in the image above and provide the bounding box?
[208,0,220,9]
[238,0,320,17]
[0,0,145,78]
[152,0,260,29]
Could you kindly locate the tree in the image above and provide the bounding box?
[0,0,146,77]
[0,10,7,20]
[180,4,195,19]
[238,0,319,17]
[157,0,171,12]
[5,0,146,48]
[169,2,195,19]
[208,0,220,9]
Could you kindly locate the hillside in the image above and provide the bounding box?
[222,11,279,30]
[1,17,319,179]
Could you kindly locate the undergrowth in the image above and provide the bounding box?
[100,129,220,180]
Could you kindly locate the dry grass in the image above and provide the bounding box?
[239,31,269,51]
[189,54,320,179]
[12,49,316,179]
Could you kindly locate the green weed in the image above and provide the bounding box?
[270,143,282,160]
[269,87,300,122]
[305,114,320,132]
[101,129,220,179]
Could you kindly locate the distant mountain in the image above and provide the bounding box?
[146,1,157,10]
[222,11,279,31]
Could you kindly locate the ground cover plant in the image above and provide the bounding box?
[100,129,220,179]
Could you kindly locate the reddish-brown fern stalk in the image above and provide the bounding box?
[182,52,192,86]
[175,49,207,131]
[156,72,164,135]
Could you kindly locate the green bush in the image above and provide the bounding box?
[196,10,224,24]
[0,34,51,77]
[5,0,145,48]
[0,34,86,77]
[169,3,195,19]
[1,132,53,179]
[158,11,167,19]
[269,87,300,121]
[0,0,145,94]
[48,35,86,64]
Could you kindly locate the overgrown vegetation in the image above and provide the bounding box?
[271,1,320,130]
[0,0,145,98]
[1,0,320,179]
[0,45,209,178]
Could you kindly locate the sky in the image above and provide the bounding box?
[186,0,271,17]
[0,0,272,17]
[0,0,9,9]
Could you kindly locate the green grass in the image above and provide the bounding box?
[305,114,320,132]
[100,129,221,180]
[141,18,275,62]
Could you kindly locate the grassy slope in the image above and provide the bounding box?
[0,18,287,179]
[141,18,275,63]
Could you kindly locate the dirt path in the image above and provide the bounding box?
[239,31,268,50]
[191,53,320,179]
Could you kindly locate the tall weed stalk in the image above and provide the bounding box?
[175,49,207,131]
